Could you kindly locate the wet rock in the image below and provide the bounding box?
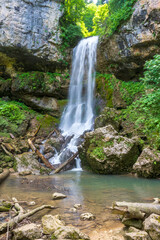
[42,214,64,235]
[122,217,143,229]
[125,227,151,240]
[52,192,67,200]
[143,214,160,240]
[74,204,82,209]
[44,152,55,160]
[28,201,36,206]
[15,152,41,175]
[12,223,42,240]
[97,0,160,81]
[53,226,90,240]
[19,171,32,176]
[79,125,140,174]
[45,136,64,152]
[69,207,77,213]
[133,148,160,178]
[80,213,96,221]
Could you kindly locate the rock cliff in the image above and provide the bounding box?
[97,0,160,80]
[0,0,64,73]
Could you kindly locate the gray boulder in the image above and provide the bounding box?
[79,125,140,174]
[133,148,160,178]
[15,152,41,175]
[143,213,160,240]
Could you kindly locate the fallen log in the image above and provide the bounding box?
[54,152,78,174]
[112,201,160,216]
[2,143,14,153]
[1,145,13,157]
[0,169,10,184]
[28,139,55,170]
[0,204,55,233]
[33,124,41,137]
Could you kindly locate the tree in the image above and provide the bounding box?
[92,3,109,35]
[64,0,85,23]
[82,3,98,32]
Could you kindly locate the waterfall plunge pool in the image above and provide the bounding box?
[0,171,159,237]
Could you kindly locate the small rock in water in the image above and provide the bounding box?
[80,213,96,221]
[52,192,67,200]
[69,207,77,213]
[19,171,31,176]
[28,201,36,206]
[74,203,82,209]
[42,214,64,234]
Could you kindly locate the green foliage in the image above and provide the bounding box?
[60,24,83,48]
[119,81,145,105]
[117,56,160,149]
[82,3,97,32]
[0,100,25,124]
[106,0,137,35]
[140,54,160,89]
[92,3,109,36]
[64,0,85,23]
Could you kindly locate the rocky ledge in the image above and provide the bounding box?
[97,0,160,80]
[0,0,65,72]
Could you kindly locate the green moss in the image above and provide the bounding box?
[96,73,114,108]
[57,99,68,114]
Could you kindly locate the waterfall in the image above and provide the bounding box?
[49,36,99,169]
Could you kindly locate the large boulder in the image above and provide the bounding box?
[97,0,160,80]
[78,125,140,174]
[133,148,160,178]
[18,95,59,116]
[0,0,64,72]
[15,152,41,175]
[143,214,160,240]
[42,214,64,234]
[12,223,42,240]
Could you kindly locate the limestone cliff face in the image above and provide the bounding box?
[0,0,63,72]
[97,0,160,80]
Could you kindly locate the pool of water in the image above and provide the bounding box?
[0,171,160,236]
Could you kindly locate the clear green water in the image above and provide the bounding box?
[0,171,160,234]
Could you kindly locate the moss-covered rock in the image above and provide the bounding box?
[94,107,121,130]
[0,77,12,96]
[11,71,69,99]
[79,125,141,174]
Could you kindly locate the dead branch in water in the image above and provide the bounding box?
[0,204,55,233]
[28,138,55,170]
[54,152,78,174]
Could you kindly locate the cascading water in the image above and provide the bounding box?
[49,36,99,169]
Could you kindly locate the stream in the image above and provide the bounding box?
[0,171,160,236]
